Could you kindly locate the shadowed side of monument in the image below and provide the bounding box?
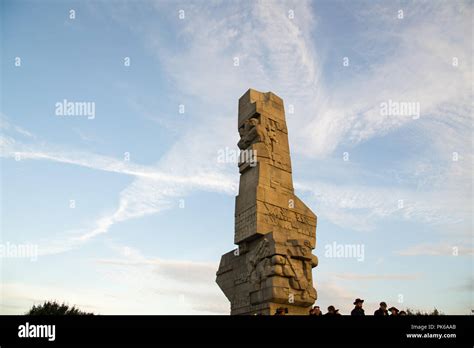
[216,89,318,315]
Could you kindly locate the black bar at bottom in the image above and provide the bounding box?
[0,315,472,347]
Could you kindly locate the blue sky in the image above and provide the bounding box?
[1,0,472,315]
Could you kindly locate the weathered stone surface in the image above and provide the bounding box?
[216,89,318,315]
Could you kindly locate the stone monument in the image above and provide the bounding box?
[216,89,318,315]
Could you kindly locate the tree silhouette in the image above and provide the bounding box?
[405,307,442,315]
[26,300,94,315]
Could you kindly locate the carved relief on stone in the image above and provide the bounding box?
[237,116,266,150]
[247,238,271,289]
[264,118,279,160]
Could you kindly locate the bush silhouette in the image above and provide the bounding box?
[26,301,94,315]
[405,307,442,315]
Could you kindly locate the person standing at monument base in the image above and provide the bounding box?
[351,298,365,316]
[374,301,388,316]
[324,306,341,316]
[309,306,322,316]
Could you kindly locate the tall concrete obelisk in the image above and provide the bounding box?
[216,89,318,315]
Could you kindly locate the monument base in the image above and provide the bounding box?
[232,303,312,316]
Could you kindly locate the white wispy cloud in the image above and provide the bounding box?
[1,244,228,315]
[298,1,472,158]
[76,0,472,237]
[296,179,468,231]
[94,245,228,314]
[136,0,472,230]
[0,114,35,139]
[1,120,237,254]
[97,245,219,285]
[333,273,421,281]
[396,242,473,256]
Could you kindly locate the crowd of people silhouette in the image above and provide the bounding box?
[274,298,408,316]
